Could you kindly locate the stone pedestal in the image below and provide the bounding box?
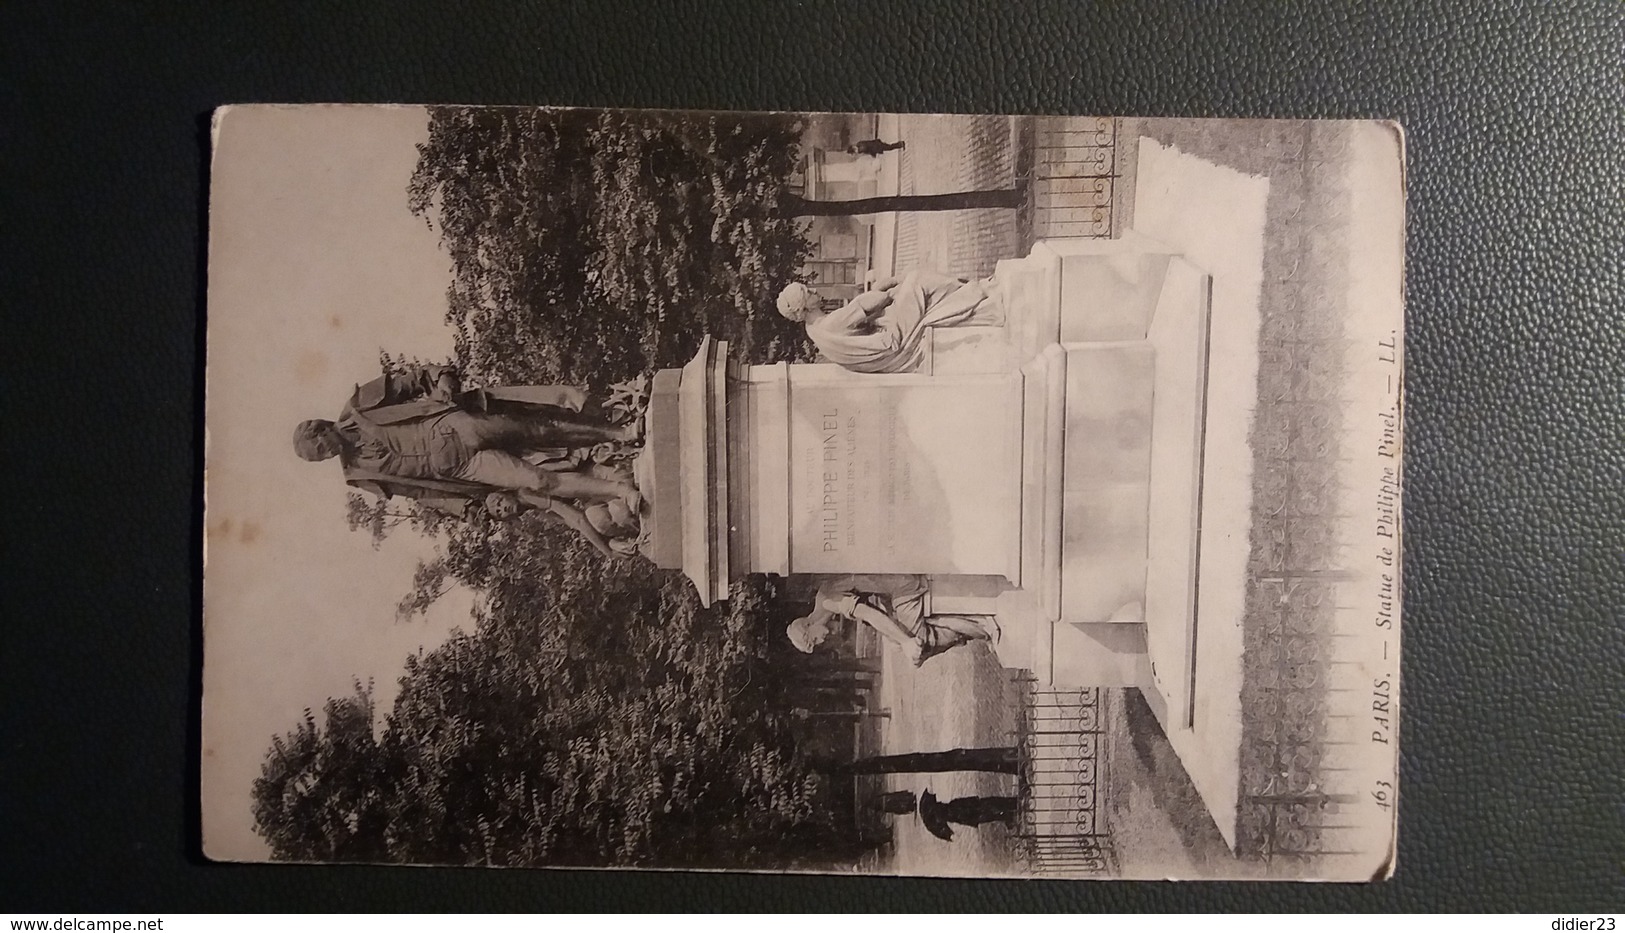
[637,233,1225,837]
[962,237,1214,731]
[639,347,1023,605]
[641,236,1213,723]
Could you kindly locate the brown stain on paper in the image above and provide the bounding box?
[238,521,262,546]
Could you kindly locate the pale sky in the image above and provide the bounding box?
[201,105,476,861]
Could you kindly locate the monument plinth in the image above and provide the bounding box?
[639,343,1024,606]
[639,232,1238,843]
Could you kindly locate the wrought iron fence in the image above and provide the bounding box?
[1031,116,1117,240]
[1233,121,1363,870]
[1011,678,1115,875]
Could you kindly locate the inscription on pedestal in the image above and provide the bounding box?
[787,373,1019,577]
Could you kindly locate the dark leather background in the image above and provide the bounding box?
[5,0,1622,913]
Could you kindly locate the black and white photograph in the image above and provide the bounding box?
[202,105,1405,881]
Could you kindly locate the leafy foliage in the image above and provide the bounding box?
[255,525,835,868]
[255,107,856,869]
[405,107,815,388]
[251,682,393,864]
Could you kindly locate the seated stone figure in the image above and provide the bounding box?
[582,499,643,555]
[785,573,999,667]
[775,269,1005,374]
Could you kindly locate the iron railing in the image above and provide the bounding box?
[1031,116,1117,240]
[1235,121,1367,870]
[1011,679,1115,875]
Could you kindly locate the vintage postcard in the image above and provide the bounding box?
[202,106,1405,880]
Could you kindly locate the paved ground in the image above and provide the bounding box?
[872,639,1022,876]
[889,114,1023,280]
[879,113,1125,278]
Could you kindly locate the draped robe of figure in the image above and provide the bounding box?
[805,270,1003,374]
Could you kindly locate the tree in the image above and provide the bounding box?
[344,492,465,550]
[395,558,452,621]
[783,186,1026,217]
[252,543,838,868]
[378,349,455,378]
[827,747,1020,775]
[344,493,407,549]
[252,682,395,863]
[406,107,816,389]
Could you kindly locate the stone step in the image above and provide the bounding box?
[1059,342,1156,625]
[1050,621,1152,689]
[993,254,1059,367]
